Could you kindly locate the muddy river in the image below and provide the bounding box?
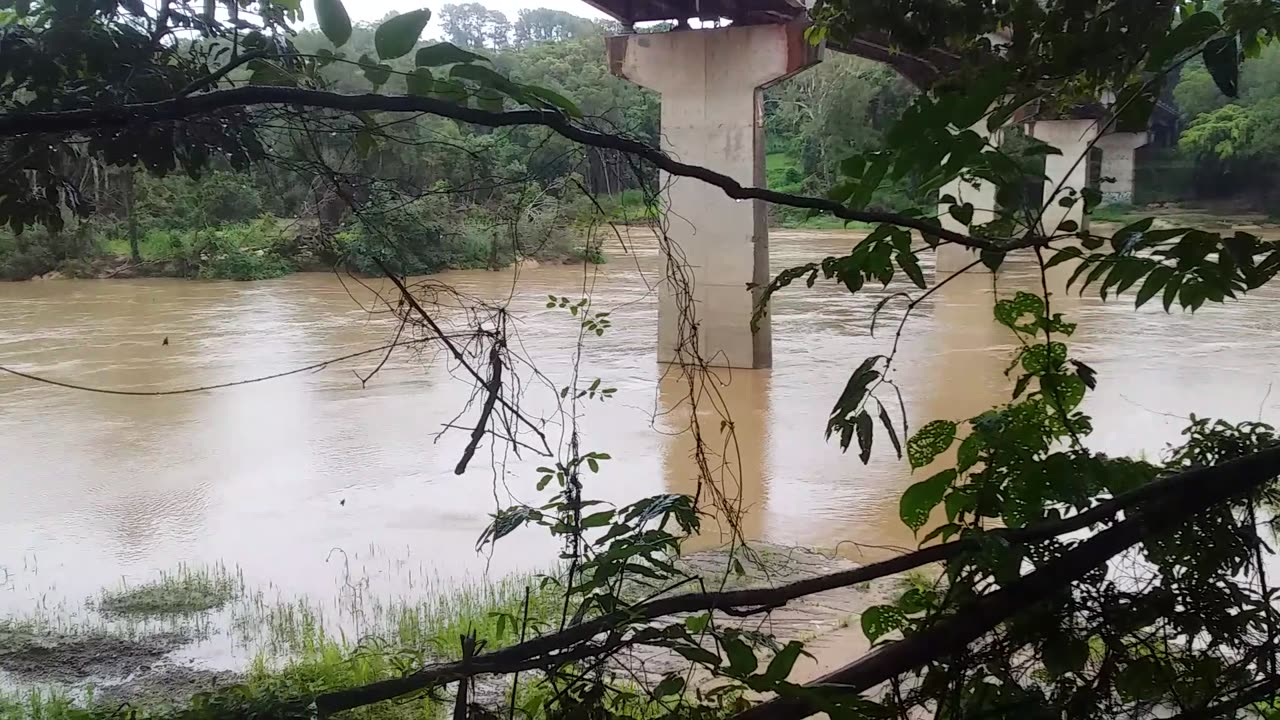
[1,229,1277,615]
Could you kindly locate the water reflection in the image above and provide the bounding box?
[658,368,770,549]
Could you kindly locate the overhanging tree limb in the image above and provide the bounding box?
[729,443,1280,720]
[0,86,1035,253]
[306,444,1280,716]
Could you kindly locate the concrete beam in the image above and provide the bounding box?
[1029,119,1101,234]
[608,23,820,369]
[1096,131,1149,206]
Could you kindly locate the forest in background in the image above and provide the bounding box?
[2,1,1277,282]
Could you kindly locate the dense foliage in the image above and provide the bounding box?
[0,2,939,280]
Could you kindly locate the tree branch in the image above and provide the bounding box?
[728,444,1280,720]
[0,86,1034,253]
[455,333,503,475]
[306,444,1280,716]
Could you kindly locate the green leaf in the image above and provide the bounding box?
[1082,187,1103,214]
[685,613,710,634]
[475,87,506,112]
[314,0,352,47]
[956,433,983,472]
[1203,35,1240,97]
[580,510,614,528]
[980,249,1005,271]
[416,42,489,67]
[1116,657,1164,701]
[897,251,926,289]
[1044,246,1083,270]
[247,59,296,86]
[827,355,882,445]
[896,587,932,614]
[1146,11,1221,71]
[900,469,955,531]
[1021,342,1067,375]
[906,420,957,469]
[722,634,758,675]
[427,78,469,103]
[877,403,902,459]
[354,129,376,159]
[764,641,805,683]
[1042,635,1089,678]
[405,67,434,96]
[522,84,583,117]
[451,62,515,89]
[587,457,599,473]
[921,522,961,544]
[1135,266,1174,308]
[653,674,685,698]
[1021,141,1063,157]
[673,645,720,666]
[949,203,974,226]
[375,9,431,60]
[358,54,392,87]
[947,65,1010,128]
[1043,374,1087,411]
[1162,273,1184,311]
[860,605,907,643]
[855,410,873,464]
[850,153,891,209]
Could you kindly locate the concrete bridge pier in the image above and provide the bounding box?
[608,23,821,369]
[1029,119,1101,234]
[1097,131,1149,206]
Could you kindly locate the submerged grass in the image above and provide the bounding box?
[234,570,561,661]
[0,561,565,720]
[94,564,244,617]
[0,689,84,720]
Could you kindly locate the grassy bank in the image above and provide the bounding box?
[1,211,605,282]
[0,563,563,720]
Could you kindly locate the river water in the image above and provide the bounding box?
[1,229,1278,613]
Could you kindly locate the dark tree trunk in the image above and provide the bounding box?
[124,170,141,263]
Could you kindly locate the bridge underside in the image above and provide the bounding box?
[595,3,1169,367]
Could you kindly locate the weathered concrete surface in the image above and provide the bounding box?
[1097,131,1149,205]
[1030,119,1101,234]
[608,23,820,369]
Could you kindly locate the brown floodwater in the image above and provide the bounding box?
[0,229,1278,613]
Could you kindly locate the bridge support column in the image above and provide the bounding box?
[1097,131,1149,206]
[608,23,820,369]
[1029,119,1100,234]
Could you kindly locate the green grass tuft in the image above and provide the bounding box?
[95,564,244,617]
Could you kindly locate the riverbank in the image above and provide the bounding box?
[0,546,905,720]
[0,215,607,282]
[0,559,561,720]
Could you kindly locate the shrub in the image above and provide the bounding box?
[343,194,483,275]
[194,226,291,281]
[56,258,96,278]
[134,172,265,230]
[0,226,95,280]
[197,244,291,281]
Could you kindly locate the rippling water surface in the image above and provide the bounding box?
[1,228,1278,613]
